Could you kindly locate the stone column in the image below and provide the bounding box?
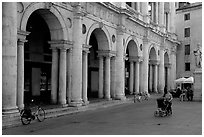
[110,57,116,98]
[154,64,158,93]
[17,30,30,109]
[2,2,18,114]
[50,46,58,104]
[142,38,149,93]
[105,55,111,100]
[66,48,72,104]
[98,56,104,98]
[82,44,91,105]
[134,61,140,94]
[70,3,83,106]
[158,2,164,26]
[114,27,126,100]
[129,61,134,95]
[159,46,165,93]
[137,2,140,12]
[141,2,149,23]
[155,2,159,24]
[59,47,67,106]
[170,2,175,33]
[170,48,177,89]
[166,63,171,91]
[149,65,153,92]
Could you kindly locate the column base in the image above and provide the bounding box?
[17,104,24,110]
[105,98,112,101]
[98,93,104,99]
[115,95,126,101]
[2,106,19,115]
[59,104,68,108]
[82,100,89,106]
[69,100,83,107]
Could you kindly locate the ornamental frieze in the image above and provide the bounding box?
[85,3,118,25]
[125,20,145,36]
[148,30,162,44]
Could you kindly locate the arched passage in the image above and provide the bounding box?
[164,52,170,88]
[87,28,111,100]
[23,8,67,105]
[148,46,158,93]
[125,39,139,95]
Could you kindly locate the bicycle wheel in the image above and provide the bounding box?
[36,107,45,122]
[20,109,31,125]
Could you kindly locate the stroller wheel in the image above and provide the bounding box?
[154,111,159,117]
[160,111,166,117]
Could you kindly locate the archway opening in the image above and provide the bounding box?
[164,52,169,88]
[88,28,109,100]
[24,10,52,105]
[148,47,157,93]
[125,40,138,95]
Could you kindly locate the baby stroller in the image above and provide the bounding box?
[154,97,172,117]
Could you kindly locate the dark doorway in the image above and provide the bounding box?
[24,11,52,105]
[88,32,99,98]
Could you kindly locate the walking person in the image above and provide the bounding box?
[163,86,173,113]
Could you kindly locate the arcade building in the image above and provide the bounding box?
[2,2,179,114]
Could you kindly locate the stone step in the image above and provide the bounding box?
[2,97,133,129]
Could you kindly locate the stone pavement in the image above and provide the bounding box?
[2,93,201,131]
[2,93,202,135]
[2,94,136,129]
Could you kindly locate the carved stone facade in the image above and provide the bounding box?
[2,2,179,115]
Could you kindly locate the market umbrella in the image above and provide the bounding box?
[175,77,187,83]
[183,77,194,83]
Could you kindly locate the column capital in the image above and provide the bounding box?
[149,59,159,65]
[48,40,73,49]
[97,50,116,58]
[164,62,171,68]
[17,30,30,39]
[129,56,143,62]
[17,30,30,44]
[83,44,92,53]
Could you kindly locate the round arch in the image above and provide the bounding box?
[20,2,68,40]
[124,36,139,56]
[86,22,111,50]
[149,44,158,60]
[164,52,170,63]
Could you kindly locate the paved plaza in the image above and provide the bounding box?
[2,96,202,135]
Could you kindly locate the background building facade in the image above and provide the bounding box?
[175,2,202,78]
[2,2,179,114]
[175,2,202,100]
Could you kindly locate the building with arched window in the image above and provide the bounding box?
[2,2,179,116]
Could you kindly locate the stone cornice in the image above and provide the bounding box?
[83,44,92,52]
[149,59,159,65]
[129,56,143,62]
[97,50,116,57]
[49,40,73,49]
[164,63,172,68]
[17,30,30,40]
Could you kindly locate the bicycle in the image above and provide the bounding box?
[134,92,149,103]
[19,99,45,125]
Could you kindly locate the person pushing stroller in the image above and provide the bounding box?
[163,86,173,113]
[154,87,173,117]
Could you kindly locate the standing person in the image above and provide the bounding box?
[163,87,173,113]
[189,87,194,101]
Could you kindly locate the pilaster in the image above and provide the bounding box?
[98,55,104,98]
[17,30,30,109]
[2,2,18,114]
[70,5,83,106]
[82,44,91,105]
[114,28,126,100]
